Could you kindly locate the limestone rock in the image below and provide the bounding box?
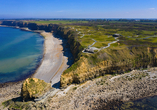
[21,78,52,101]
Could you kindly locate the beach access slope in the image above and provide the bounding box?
[33,32,69,86]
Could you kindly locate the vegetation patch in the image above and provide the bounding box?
[21,78,52,101]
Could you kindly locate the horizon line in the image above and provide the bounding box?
[0,18,157,20]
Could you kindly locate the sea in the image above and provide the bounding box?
[0,26,44,83]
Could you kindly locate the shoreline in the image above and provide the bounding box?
[1,24,157,109]
[0,25,72,104]
[32,31,64,85]
[0,25,69,86]
[0,25,45,84]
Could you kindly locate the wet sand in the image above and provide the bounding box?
[33,32,69,86]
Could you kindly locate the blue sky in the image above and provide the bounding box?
[0,0,157,19]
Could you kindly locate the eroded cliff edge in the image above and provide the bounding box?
[1,20,157,88]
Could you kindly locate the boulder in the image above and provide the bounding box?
[21,78,52,101]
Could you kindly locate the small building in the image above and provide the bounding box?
[112,34,121,37]
[84,48,94,53]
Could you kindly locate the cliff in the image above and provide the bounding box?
[0,20,59,32]
[21,78,52,101]
[1,21,157,88]
[55,26,83,60]
[60,47,157,87]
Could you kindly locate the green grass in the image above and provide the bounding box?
[146,36,157,43]
[63,60,81,74]
[109,42,126,49]
[71,25,118,48]
[93,42,109,48]
[80,37,94,47]
[65,22,157,50]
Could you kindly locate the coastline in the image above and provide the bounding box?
[32,31,66,86]
[0,24,72,86]
[0,25,71,104]
[0,25,67,86]
[1,24,157,109]
[0,25,45,84]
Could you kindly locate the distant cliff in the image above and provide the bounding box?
[0,21,58,32]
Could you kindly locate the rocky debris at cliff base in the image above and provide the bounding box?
[46,68,157,110]
[1,67,157,110]
[56,85,75,97]
[0,81,23,105]
[21,78,53,101]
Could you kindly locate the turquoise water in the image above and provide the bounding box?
[0,27,44,83]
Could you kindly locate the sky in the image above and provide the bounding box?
[0,0,157,19]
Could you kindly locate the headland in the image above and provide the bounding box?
[1,19,157,109]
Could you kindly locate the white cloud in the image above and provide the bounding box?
[56,10,64,12]
[149,8,155,10]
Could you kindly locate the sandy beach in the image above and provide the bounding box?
[33,32,69,86]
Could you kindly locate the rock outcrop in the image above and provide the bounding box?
[21,78,52,101]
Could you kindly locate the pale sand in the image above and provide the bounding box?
[33,32,69,86]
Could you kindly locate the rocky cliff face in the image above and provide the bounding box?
[55,27,83,60]
[60,47,157,87]
[21,78,52,101]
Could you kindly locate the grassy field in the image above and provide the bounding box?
[59,20,157,85]
[63,21,157,50]
[66,25,118,48]
[25,20,88,24]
